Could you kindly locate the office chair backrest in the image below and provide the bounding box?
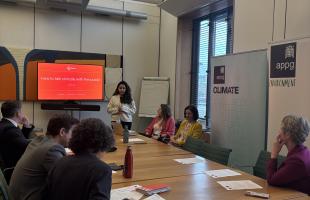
[253,150,270,179]
[182,136,232,165]
[0,169,9,200]
[200,142,232,165]
[253,150,287,179]
[2,168,13,186]
[182,137,205,156]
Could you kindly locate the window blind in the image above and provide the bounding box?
[191,7,233,124]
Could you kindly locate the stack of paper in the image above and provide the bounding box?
[217,180,263,190]
[205,169,241,178]
[111,185,143,200]
[144,194,166,200]
[174,157,205,164]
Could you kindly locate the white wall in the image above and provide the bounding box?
[35,9,81,51]
[233,0,274,53]
[174,19,192,120]
[0,1,173,132]
[81,14,122,55]
[159,10,177,115]
[123,2,160,131]
[285,0,310,39]
[0,5,34,49]
[233,0,310,52]
[273,0,286,41]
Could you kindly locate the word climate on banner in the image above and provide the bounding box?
[213,65,240,94]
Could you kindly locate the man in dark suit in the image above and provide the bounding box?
[0,101,34,172]
[9,114,79,200]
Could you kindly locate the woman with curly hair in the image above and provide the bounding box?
[107,81,136,130]
[267,114,310,195]
[145,104,175,143]
[46,118,115,200]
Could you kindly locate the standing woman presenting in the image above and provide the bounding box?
[107,81,136,130]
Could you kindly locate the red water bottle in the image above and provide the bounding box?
[123,146,133,178]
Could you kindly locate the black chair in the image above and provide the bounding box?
[182,136,232,166]
[200,142,232,165]
[182,136,205,156]
[253,151,271,179]
[2,168,14,185]
[0,169,10,200]
[253,150,286,179]
[0,154,13,185]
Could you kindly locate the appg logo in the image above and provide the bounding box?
[270,42,296,78]
[214,65,225,84]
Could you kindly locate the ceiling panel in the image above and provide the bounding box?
[159,0,222,16]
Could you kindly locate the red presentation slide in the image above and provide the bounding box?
[38,63,104,100]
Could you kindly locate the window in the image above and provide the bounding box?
[191,8,233,125]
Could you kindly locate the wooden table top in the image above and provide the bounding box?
[105,130,309,199]
[108,154,222,184]
[101,134,191,163]
[114,134,158,145]
[112,173,309,200]
[104,144,190,160]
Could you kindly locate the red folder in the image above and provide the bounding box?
[136,184,171,196]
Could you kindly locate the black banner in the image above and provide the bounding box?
[214,65,225,84]
[270,42,296,78]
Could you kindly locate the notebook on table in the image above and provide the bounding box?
[136,184,170,196]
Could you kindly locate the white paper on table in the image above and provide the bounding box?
[129,138,144,142]
[112,170,116,174]
[111,185,143,200]
[120,138,146,143]
[205,169,241,178]
[143,194,166,200]
[65,148,73,155]
[174,157,205,164]
[217,180,263,190]
[129,130,136,136]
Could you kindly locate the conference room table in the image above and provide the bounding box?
[101,132,309,199]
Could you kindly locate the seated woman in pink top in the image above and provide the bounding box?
[145,104,175,143]
[267,115,310,195]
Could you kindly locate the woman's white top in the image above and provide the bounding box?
[107,94,136,122]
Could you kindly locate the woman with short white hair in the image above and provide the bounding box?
[267,114,310,195]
